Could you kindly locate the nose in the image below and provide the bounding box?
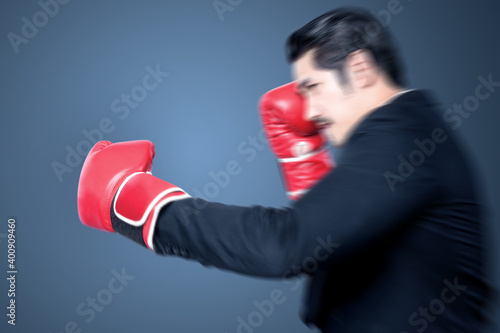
[304,98,322,122]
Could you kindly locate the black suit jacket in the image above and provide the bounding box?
[150,90,491,332]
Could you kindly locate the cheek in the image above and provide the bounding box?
[320,93,342,121]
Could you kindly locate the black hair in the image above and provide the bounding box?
[286,6,406,86]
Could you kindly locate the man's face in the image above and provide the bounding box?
[293,50,362,147]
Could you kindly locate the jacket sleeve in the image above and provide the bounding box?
[152,120,440,279]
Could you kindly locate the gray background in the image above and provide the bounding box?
[1,0,499,332]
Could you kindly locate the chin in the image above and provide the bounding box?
[327,136,340,148]
[331,140,344,148]
[325,131,339,146]
[329,134,346,148]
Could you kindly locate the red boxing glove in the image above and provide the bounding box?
[259,82,334,200]
[77,140,190,250]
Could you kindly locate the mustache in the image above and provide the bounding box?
[314,118,332,128]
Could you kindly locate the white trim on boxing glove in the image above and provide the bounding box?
[277,145,330,163]
[286,188,309,198]
[145,193,191,250]
[113,172,189,227]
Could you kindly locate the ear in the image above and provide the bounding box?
[345,49,377,89]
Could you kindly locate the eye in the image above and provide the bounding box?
[297,82,320,95]
[305,83,319,91]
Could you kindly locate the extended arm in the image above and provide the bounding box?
[142,118,438,278]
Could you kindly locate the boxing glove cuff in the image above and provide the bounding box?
[278,145,334,200]
[110,172,191,251]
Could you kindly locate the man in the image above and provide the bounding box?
[77,7,491,332]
